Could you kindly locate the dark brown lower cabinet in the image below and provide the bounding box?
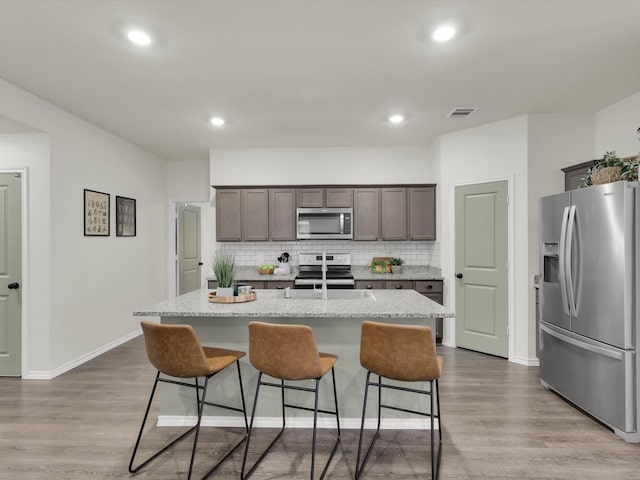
[355,279,444,344]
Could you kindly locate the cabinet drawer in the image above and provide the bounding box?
[355,280,385,290]
[385,280,413,290]
[414,280,443,294]
[266,281,294,290]
[423,293,443,305]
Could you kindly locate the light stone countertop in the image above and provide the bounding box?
[134,288,454,319]
[351,265,443,281]
[208,265,443,283]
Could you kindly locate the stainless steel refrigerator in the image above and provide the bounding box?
[539,181,639,442]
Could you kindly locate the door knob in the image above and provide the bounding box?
[8,282,19,289]
[198,262,203,266]
[456,273,463,279]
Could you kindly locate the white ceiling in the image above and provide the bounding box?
[0,0,639,163]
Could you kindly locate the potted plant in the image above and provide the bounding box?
[211,250,236,297]
[582,151,623,187]
[391,257,404,274]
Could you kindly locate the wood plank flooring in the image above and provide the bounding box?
[1,336,638,479]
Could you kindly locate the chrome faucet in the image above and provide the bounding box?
[321,251,328,299]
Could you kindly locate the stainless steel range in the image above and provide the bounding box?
[295,253,354,289]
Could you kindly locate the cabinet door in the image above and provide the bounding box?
[385,280,413,290]
[381,187,407,240]
[296,188,324,207]
[353,188,380,241]
[408,186,436,240]
[242,189,269,241]
[216,189,242,241]
[325,188,353,207]
[269,189,296,241]
[414,280,443,294]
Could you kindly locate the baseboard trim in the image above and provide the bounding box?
[157,415,438,430]
[512,355,539,367]
[24,330,142,380]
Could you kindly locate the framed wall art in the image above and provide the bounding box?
[84,189,110,236]
[116,195,136,237]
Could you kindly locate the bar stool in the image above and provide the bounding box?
[241,321,341,480]
[129,320,248,480]
[355,321,443,479]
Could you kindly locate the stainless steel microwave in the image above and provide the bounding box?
[296,207,353,240]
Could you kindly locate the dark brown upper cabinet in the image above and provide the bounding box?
[381,187,408,240]
[296,187,353,208]
[215,189,242,241]
[269,189,296,241]
[408,186,436,240]
[242,189,269,241]
[353,188,380,241]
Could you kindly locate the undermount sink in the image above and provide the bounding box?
[283,289,376,300]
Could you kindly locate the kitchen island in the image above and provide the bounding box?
[134,288,453,428]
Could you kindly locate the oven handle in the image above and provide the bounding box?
[294,278,355,286]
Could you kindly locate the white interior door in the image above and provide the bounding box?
[0,172,22,376]
[177,204,201,295]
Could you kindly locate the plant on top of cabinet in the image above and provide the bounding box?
[211,250,236,297]
[581,151,639,187]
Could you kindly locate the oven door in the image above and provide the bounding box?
[294,278,355,289]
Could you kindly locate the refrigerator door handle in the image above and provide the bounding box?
[540,324,623,361]
[559,206,570,316]
[565,205,578,316]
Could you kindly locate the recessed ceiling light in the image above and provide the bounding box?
[210,117,226,127]
[432,25,456,42]
[388,114,405,124]
[127,30,152,46]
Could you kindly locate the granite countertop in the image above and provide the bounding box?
[351,265,443,281]
[134,288,454,319]
[208,265,443,282]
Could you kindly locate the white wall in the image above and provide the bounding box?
[166,160,212,294]
[439,116,529,362]
[0,79,168,377]
[527,114,594,357]
[0,133,52,373]
[210,147,438,185]
[594,90,640,158]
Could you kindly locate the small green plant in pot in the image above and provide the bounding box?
[391,257,404,274]
[211,250,236,297]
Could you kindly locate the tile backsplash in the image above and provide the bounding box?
[215,241,440,267]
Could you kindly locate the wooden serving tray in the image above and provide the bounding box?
[208,291,257,303]
[371,256,392,273]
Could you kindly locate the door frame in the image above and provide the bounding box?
[449,175,515,361]
[168,199,210,297]
[0,167,28,377]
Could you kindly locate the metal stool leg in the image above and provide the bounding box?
[355,371,381,479]
[241,373,286,480]
[129,372,199,474]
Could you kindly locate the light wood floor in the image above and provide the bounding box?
[1,336,638,479]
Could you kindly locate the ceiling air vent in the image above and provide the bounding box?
[447,107,477,118]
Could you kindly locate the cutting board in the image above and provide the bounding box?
[371,256,392,273]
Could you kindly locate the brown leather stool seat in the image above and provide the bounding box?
[129,320,248,480]
[241,321,341,480]
[355,321,443,479]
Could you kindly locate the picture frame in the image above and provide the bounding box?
[116,195,136,237]
[84,189,110,236]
